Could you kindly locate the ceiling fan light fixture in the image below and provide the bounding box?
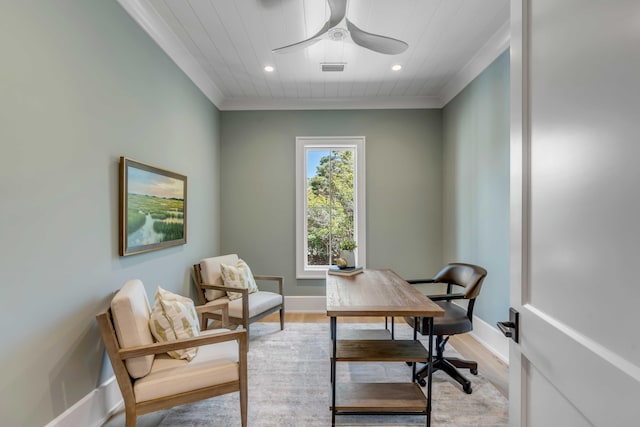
[392,64,402,71]
[328,28,348,41]
[264,65,275,72]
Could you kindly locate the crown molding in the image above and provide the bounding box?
[219,95,443,111]
[117,0,225,107]
[438,21,511,107]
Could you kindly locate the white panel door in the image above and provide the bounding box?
[509,1,640,426]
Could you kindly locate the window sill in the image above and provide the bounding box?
[296,269,328,280]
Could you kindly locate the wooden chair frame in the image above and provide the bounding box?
[96,303,247,427]
[193,264,285,339]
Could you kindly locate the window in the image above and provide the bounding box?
[296,137,366,278]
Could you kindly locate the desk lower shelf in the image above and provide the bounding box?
[334,339,428,362]
[336,328,391,340]
[331,383,427,412]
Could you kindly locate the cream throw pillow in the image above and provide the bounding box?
[149,287,200,361]
[220,259,259,301]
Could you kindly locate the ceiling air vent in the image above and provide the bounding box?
[321,63,345,72]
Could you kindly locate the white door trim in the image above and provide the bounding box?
[508,0,528,424]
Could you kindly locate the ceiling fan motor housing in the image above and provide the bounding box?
[328,28,349,41]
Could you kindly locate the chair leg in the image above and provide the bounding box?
[415,358,444,381]
[239,374,248,427]
[238,333,248,427]
[446,356,478,374]
[415,356,475,394]
[200,314,210,330]
[125,406,136,427]
[279,307,285,330]
[244,321,250,350]
[440,358,473,393]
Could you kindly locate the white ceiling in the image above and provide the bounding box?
[118,0,510,110]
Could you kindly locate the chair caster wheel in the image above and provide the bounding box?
[417,378,427,387]
[463,384,472,394]
[470,369,478,375]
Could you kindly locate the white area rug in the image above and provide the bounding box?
[159,322,508,426]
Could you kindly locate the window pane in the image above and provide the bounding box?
[306,148,355,267]
[307,206,330,266]
[331,205,354,249]
[307,150,328,180]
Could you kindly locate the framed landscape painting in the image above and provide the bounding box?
[119,157,187,256]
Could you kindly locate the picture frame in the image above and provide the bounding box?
[119,157,187,256]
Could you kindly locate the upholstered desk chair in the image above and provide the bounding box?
[193,254,284,343]
[96,280,247,427]
[405,263,487,394]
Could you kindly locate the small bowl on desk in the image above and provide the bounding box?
[335,258,347,269]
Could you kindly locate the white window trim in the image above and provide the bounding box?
[296,136,366,279]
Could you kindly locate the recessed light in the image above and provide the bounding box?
[391,64,402,71]
[264,65,274,72]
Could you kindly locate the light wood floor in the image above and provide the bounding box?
[260,312,509,397]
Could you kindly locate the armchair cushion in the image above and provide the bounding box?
[220,259,259,301]
[110,279,155,379]
[133,328,239,403]
[200,254,239,301]
[204,291,283,319]
[149,287,200,361]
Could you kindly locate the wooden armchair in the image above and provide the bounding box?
[96,279,247,427]
[193,254,284,342]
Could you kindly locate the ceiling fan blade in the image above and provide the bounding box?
[272,34,323,54]
[346,19,408,55]
[327,0,347,27]
[272,18,331,54]
[273,0,347,54]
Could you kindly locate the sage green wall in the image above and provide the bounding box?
[442,50,510,327]
[220,110,443,294]
[0,1,220,425]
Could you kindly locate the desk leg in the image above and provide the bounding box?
[412,317,418,379]
[330,316,337,426]
[391,316,395,339]
[426,317,434,427]
[386,316,396,339]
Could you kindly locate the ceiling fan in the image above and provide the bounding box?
[272,0,408,55]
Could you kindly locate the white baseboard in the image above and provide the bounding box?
[45,376,122,427]
[284,295,326,313]
[470,315,510,364]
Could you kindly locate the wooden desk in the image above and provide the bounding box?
[326,269,444,426]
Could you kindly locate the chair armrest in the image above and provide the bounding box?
[199,283,244,293]
[201,284,250,323]
[119,329,247,360]
[196,300,229,326]
[254,275,284,295]
[427,293,466,301]
[406,279,436,285]
[200,284,249,299]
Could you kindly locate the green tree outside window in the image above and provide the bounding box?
[306,150,355,266]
